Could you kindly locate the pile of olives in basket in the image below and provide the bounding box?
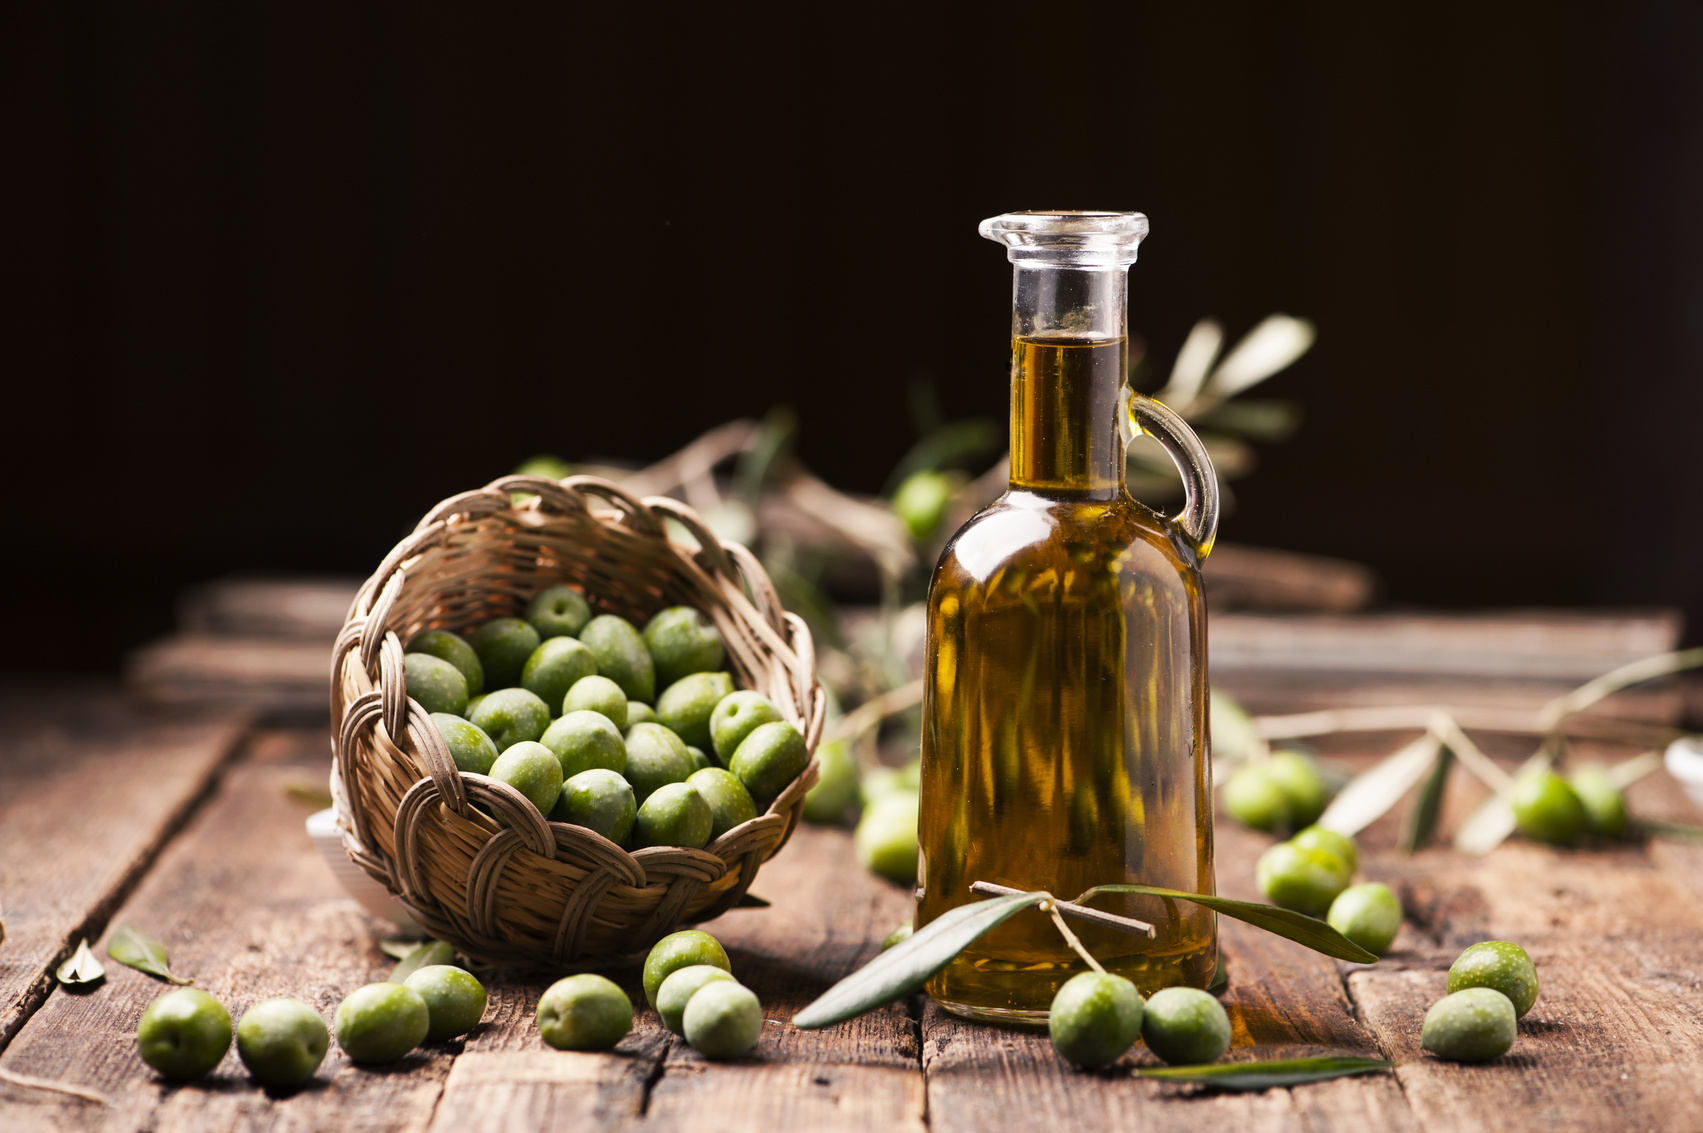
[404,586,809,852]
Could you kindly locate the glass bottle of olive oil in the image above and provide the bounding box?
[916,211,1222,1024]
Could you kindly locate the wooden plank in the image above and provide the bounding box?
[920,815,1418,1133]
[1347,834,1703,1132]
[0,729,451,1131]
[0,682,247,1053]
[425,824,922,1133]
[125,636,331,717]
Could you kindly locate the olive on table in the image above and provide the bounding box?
[541,710,628,779]
[137,988,232,1080]
[528,585,590,640]
[403,966,488,1042]
[562,675,630,729]
[803,739,858,825]
[1291,824,1358,875]
[334,983,429,1064]
[404,653,469,717]
[580,615,656,704]
[1255,841,1351,917]
[655,965,738,1034]
[1326,882,1402,956]
[551,769,638,845]
[1139,986,1231,1065]
[856,792,919,884]
[682,980,763,1059]
[536,974,633,1051]
[1048,972,1144,1069]
[710,691,783,764]
[1222,763,1292,832]
[469,617,541,690]
[1567,765,1628,837]
[1421,987,1517,1062]
[643,606,727,690]
[882,922,913,950]
[642,930,731,1008]
[236,997,328,1087]
[1447,940,1539,1017]
[1263,750,1329,828]
[1511,769,1587,844]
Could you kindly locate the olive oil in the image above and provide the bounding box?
[917,332,1216,1024]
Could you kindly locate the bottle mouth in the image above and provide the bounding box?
[979,211,1149,267]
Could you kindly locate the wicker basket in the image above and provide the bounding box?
[328,473,823,966]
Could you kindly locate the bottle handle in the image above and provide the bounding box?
[1124,389,1220,561]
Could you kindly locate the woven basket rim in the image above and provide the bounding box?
[328,473,823,966]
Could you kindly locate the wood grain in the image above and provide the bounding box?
[0,729,452,1132]
[0,683,246,1053]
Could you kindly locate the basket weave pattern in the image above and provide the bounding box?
[329,474,823,966]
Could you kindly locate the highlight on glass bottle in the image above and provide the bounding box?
[915,211,1221,1024]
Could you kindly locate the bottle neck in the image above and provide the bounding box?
[1007,266,1129,499]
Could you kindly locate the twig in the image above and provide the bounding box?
[615,420,760,499]
[970,881,1156,938]
[823,678,925,746]
[1254,704,1680,747]
[1536,647,1703,732]
[0,1067,110,1105]
[1606,750,1664,790]
[1428,714,1515,798]
[1044,902,1106,973]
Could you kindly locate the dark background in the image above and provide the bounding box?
[5,1,1702,671]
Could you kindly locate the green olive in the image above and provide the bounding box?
[579,615,655,703]
[802,739,858,824]
[625,702,657,728]
[1264,751,1328,828]
[709,691,783,764]
[1209,687,1257,764]
[1291,825,1358,875]
[1222,764,1292,832]
[489,741,563,818]
[562,675,629,729]
[541,710,628,779]
[655,965,737,1034]
[1511,770,1587,844]
[403,965,488,1042]
[431,713,500,775]
[686,767,757,839]
[1047,971,1144,1069]
[642,930,730,1008]
[892,469,953,540]
[624,723,694,803]
[468,687,551,751]
[469,617,541,690]
[520,637,597,713]
[1255,841,1351,916]
[656,671,736,750]
[633,782,714,849]
[404,653,469,716]
[1326,882,1402,956]
[728,720,809,804]
[551,769,638,845]
[137,988,232,1080]
[1567,765,1628,837]
[882,922,913,950]
[855,792,919,884]
[1421,987,1516,1061]
[333,982,429,1064]
[1447,940,1538,1017]
[527,585,590,639]
[236,997,328,1087]
[643,606,727,690]
[686,746,713,772]
[682,980,762,1059]
[408,630,484,696]
[1139,986,1231,1065]
[536,974,632,1051]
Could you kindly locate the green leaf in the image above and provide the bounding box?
[736,892,772,908]
[378,938,421,961]
[1206,944,1229,996]
[55,939,106,988]
[1075,885,1377,964]
[388,939,455,984]
[1634,819,1703,843]
[793,892,1047,1029]
[1135,1055,1393,1091]
[1316,734,1441,838]
[106,924,192,984]
[1402,745,1453,853]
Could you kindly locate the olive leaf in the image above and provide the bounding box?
[1134,1055,1393,1091]
[379,938,422,961]
[1315,733,1442,838]
[1075,885,1377,964]
[793,891,1046,1029]
[106,924,192,984]
[735,892,772,908]
[1402,745,1453,853]
[388,939,455,983]
[1634,819,1703,843]
[55,939,106,988]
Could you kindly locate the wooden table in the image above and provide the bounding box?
[3,679,1702,1133]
